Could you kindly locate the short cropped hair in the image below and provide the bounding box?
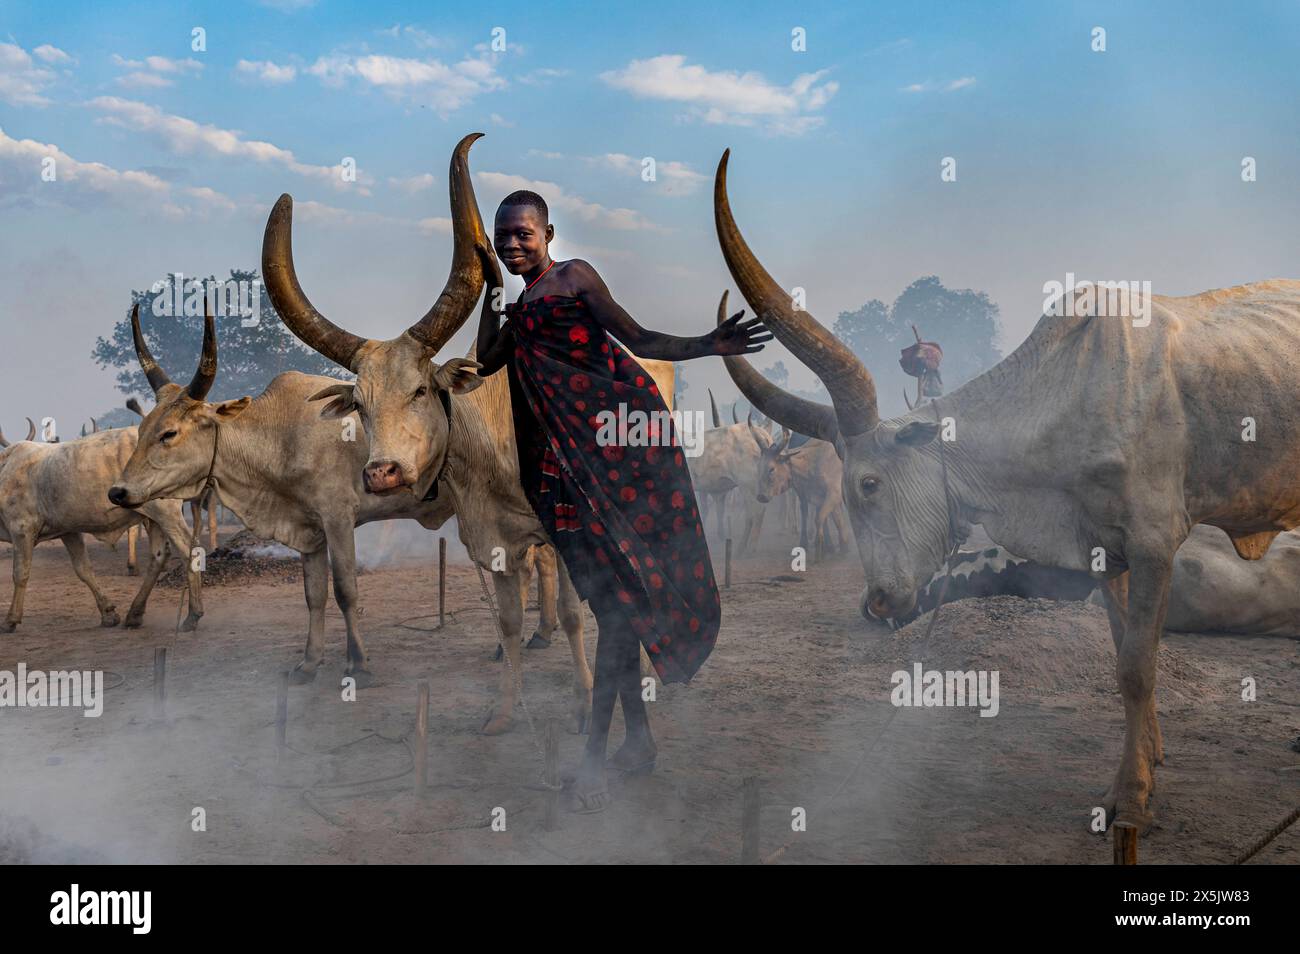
[499,189,549,224]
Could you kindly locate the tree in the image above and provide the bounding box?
[92,270,351,403]
[831,276,1001,416]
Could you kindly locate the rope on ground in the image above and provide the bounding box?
[1231,803,1300,865]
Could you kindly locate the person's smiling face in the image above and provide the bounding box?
[493,204,553,276]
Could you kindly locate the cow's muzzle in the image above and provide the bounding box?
[861,586,917,621]
[363,460,407,494]
[107,486,142,509]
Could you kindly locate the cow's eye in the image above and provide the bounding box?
[414,385,428,399]
[160,430,178,443]
[860,475,880,496]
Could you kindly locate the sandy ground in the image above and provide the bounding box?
[0,528,1296,865]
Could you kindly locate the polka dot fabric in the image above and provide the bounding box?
[504,294,720,684]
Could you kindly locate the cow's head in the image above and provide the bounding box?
[261,134,489,496]
[714,151,952,621]
[109,304,249,508]
[752,422,793,503]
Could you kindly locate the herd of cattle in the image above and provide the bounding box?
[2,134,1297,831]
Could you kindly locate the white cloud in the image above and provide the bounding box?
[110,53,203,88]
[600,55,837,135]
[305,53,504,113]
[389,172,435,193]
[476,171,664,232]
[0,42,59,106]
[378,24,442,49]
[902,77,976,93]
[235,59,297,84]
[88,96,371,194]
[0,125,234,215]
[584,152,705,195]
[33,45,73,65]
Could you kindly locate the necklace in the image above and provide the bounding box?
[524,259,555,292]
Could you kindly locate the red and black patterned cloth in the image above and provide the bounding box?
[503,294,720,683]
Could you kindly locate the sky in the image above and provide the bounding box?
[2,0,1299,432]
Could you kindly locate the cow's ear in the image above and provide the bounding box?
[894,420,940,447]
[433,358,485,395]
[213,396,252,420]
[309,383,356,420]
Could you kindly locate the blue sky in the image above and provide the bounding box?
[3,0,1299,428]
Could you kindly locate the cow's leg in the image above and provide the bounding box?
[555,558,593,733]
[483,569,527,735]
[529,545,558,649]
[207,504,218,552]
[323,521,370,682]
[291,547,329,683]
[126,524,139,576]
[124,521,168,628]
[61,533,120,627]
[1102,550,1174,830]
[748,501,767,553]
[715,492,727,541]
[798,493,810,552]
[156,517,203,631]
[3,528,38,632]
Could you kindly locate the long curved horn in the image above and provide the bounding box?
[25,418,35,442]
[262,195,368,370]
[126,398,144,417]
[187,305,217,400]
[130,303,172,394]
[731,403,739,425]
[91,417,98,433]
[715,291,838,441]
[714,149,879,435]
[903,387,914,411]
[0,427,8,448]
[707,388,721,428]
[405,133,489,352]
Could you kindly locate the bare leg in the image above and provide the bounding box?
[61,533,119,627]
[291,547,329,683]
[568,600,620,811]
[555,560,593,733]
[609,627,656,773]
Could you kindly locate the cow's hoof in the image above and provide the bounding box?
[290,665,319,685]
[525,631,552,650]
[123,614,144,629]
[100,609,120,628]
[481,708,513,736]
[344,669,374,690]
[1114,808,1155,836]
[180,613,201,633]
[492,643,503,662]
[1,620,17,634]
[127,567,139,577]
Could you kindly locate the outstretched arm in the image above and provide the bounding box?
[571,260,771,361]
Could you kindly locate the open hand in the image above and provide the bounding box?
[710,308,773,356]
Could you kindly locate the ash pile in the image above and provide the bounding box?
[159,529,301,587]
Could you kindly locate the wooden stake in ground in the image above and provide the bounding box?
[414,680,430,799]
[544,718,560,831]
[275,670,289,755]
[741,776,760,864]
[724,538,733,589]
[1113,821,1138,865]
[152,647,167,721]
[438,536,447,629]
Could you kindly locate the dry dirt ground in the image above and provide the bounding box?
[0,529,1296,865]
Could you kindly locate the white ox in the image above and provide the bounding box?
[713,147,1300,829]
[1,405,202,634]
